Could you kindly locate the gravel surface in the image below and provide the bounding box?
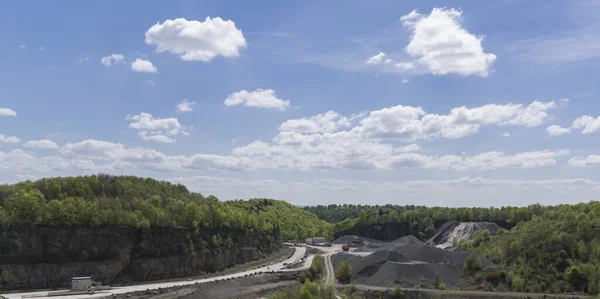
[332,235,382,246]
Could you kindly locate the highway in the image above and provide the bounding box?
[2,246,307,299]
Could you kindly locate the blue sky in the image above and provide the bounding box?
[2,0,600,206]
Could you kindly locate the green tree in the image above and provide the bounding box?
[335,260,352,284]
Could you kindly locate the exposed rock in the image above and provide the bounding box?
[426,221,502,249]
[0,225,280,290]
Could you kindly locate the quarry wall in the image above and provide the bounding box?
[0,225,281,290]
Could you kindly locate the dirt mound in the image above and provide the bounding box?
[426,221,502,249]
[332,235,381,246]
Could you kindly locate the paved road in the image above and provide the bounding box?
[2,246,307,299]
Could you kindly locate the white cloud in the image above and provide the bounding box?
[131,59,157,73]
[24,139,59,149]
[0,134,20,144]
[358,100,560,141]
[59,139,248,172]
[503,132,511,137]
[78,57,90,63]
[569,155,600,167]
[547,114,600,136]
[0,108,16,117]
[176,99,196,113]
[171,175,600,207]
[394,62,415,71]
[546,125,571,136]
[572,115,600,134]
[145,17,247,62]
[401,79,409,84]
[139,133,176,143]
[100,54,125,66]
[224,89,290,111]
[400,8,496,77]
[145,80,156,85]
[279,111,352,133]
[366,52,386,64]
[125,112,189,143]
[19,45,26,49]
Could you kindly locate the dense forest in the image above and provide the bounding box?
[0,174,330,240]
[458,201,600,295]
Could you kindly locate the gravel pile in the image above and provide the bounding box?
[356,260,462,288]
[331,250,463,289]
[332,235,382,246]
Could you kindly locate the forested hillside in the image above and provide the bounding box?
[307,204,540,240]
[0,174,329,240]
[459,201,600,295]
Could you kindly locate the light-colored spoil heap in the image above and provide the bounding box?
[426,221,502,249]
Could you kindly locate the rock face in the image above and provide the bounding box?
[334,223,412,241]
[0,225,281,290]
[426,221,501,249]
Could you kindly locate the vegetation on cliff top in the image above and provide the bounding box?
[306,204,542,239]
[0,174,330,240]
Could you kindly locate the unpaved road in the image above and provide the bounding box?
[324,253,335,285]
[2,247,307,299]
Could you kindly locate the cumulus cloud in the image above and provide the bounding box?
[131,58,157,73]
[145,17,246,62]
[58,139,249,172]
[176,99,196,113]
[0,134,20,144]
[358,100,560,141]
[125,113,189,143]
[503,132,511,137]
[224,89,290,111]
[24,139,59,149]
[100,54,125,66]
[572,115,600,134]
[279,111,352,133]
[569,155,600,167]
[547,114,600,136]
[0,108,16,117]
[366,52,386,64]
[394,62,416,71]
[400,8,496,77]
[546,125,571,136]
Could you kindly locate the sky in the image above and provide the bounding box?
[2,0,600,207]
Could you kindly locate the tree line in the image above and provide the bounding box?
[306,203,544,239]
[0,174,331,241]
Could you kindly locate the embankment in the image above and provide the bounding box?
[0,225,281,290]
